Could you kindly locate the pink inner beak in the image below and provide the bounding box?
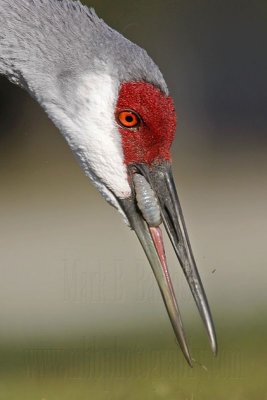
[149,226,176,299]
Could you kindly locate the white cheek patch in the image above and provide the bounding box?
[38,71,131,206]
[60,72,131,199]
[71,73,131,198]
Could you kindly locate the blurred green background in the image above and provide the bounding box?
[0,0,266,399]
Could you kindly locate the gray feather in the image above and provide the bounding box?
[0,0,168,97]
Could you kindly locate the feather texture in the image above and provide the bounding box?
[0,0,167,94]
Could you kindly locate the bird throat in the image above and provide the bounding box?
[116,81,177,165]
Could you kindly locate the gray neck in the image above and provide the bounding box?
[0,0,168,100]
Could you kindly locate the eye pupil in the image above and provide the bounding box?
[126,116,133,122]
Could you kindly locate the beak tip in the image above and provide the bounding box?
[188,361,194,368]
[187,356,194,368]
[176,338,193,367]
[208,328,218,356]
[181,346,193,367]
[211,340,218,356]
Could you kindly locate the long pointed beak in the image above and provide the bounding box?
[119,161,217,365]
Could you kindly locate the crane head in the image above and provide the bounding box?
[0,0,217,365]
[72,72,217,365]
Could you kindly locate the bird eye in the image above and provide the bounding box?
[117,110,140,128]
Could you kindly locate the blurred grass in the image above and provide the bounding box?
[0,323,266,400]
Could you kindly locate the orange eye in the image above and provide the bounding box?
[117,110,140,128]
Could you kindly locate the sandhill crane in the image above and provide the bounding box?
[0,0,217,365]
